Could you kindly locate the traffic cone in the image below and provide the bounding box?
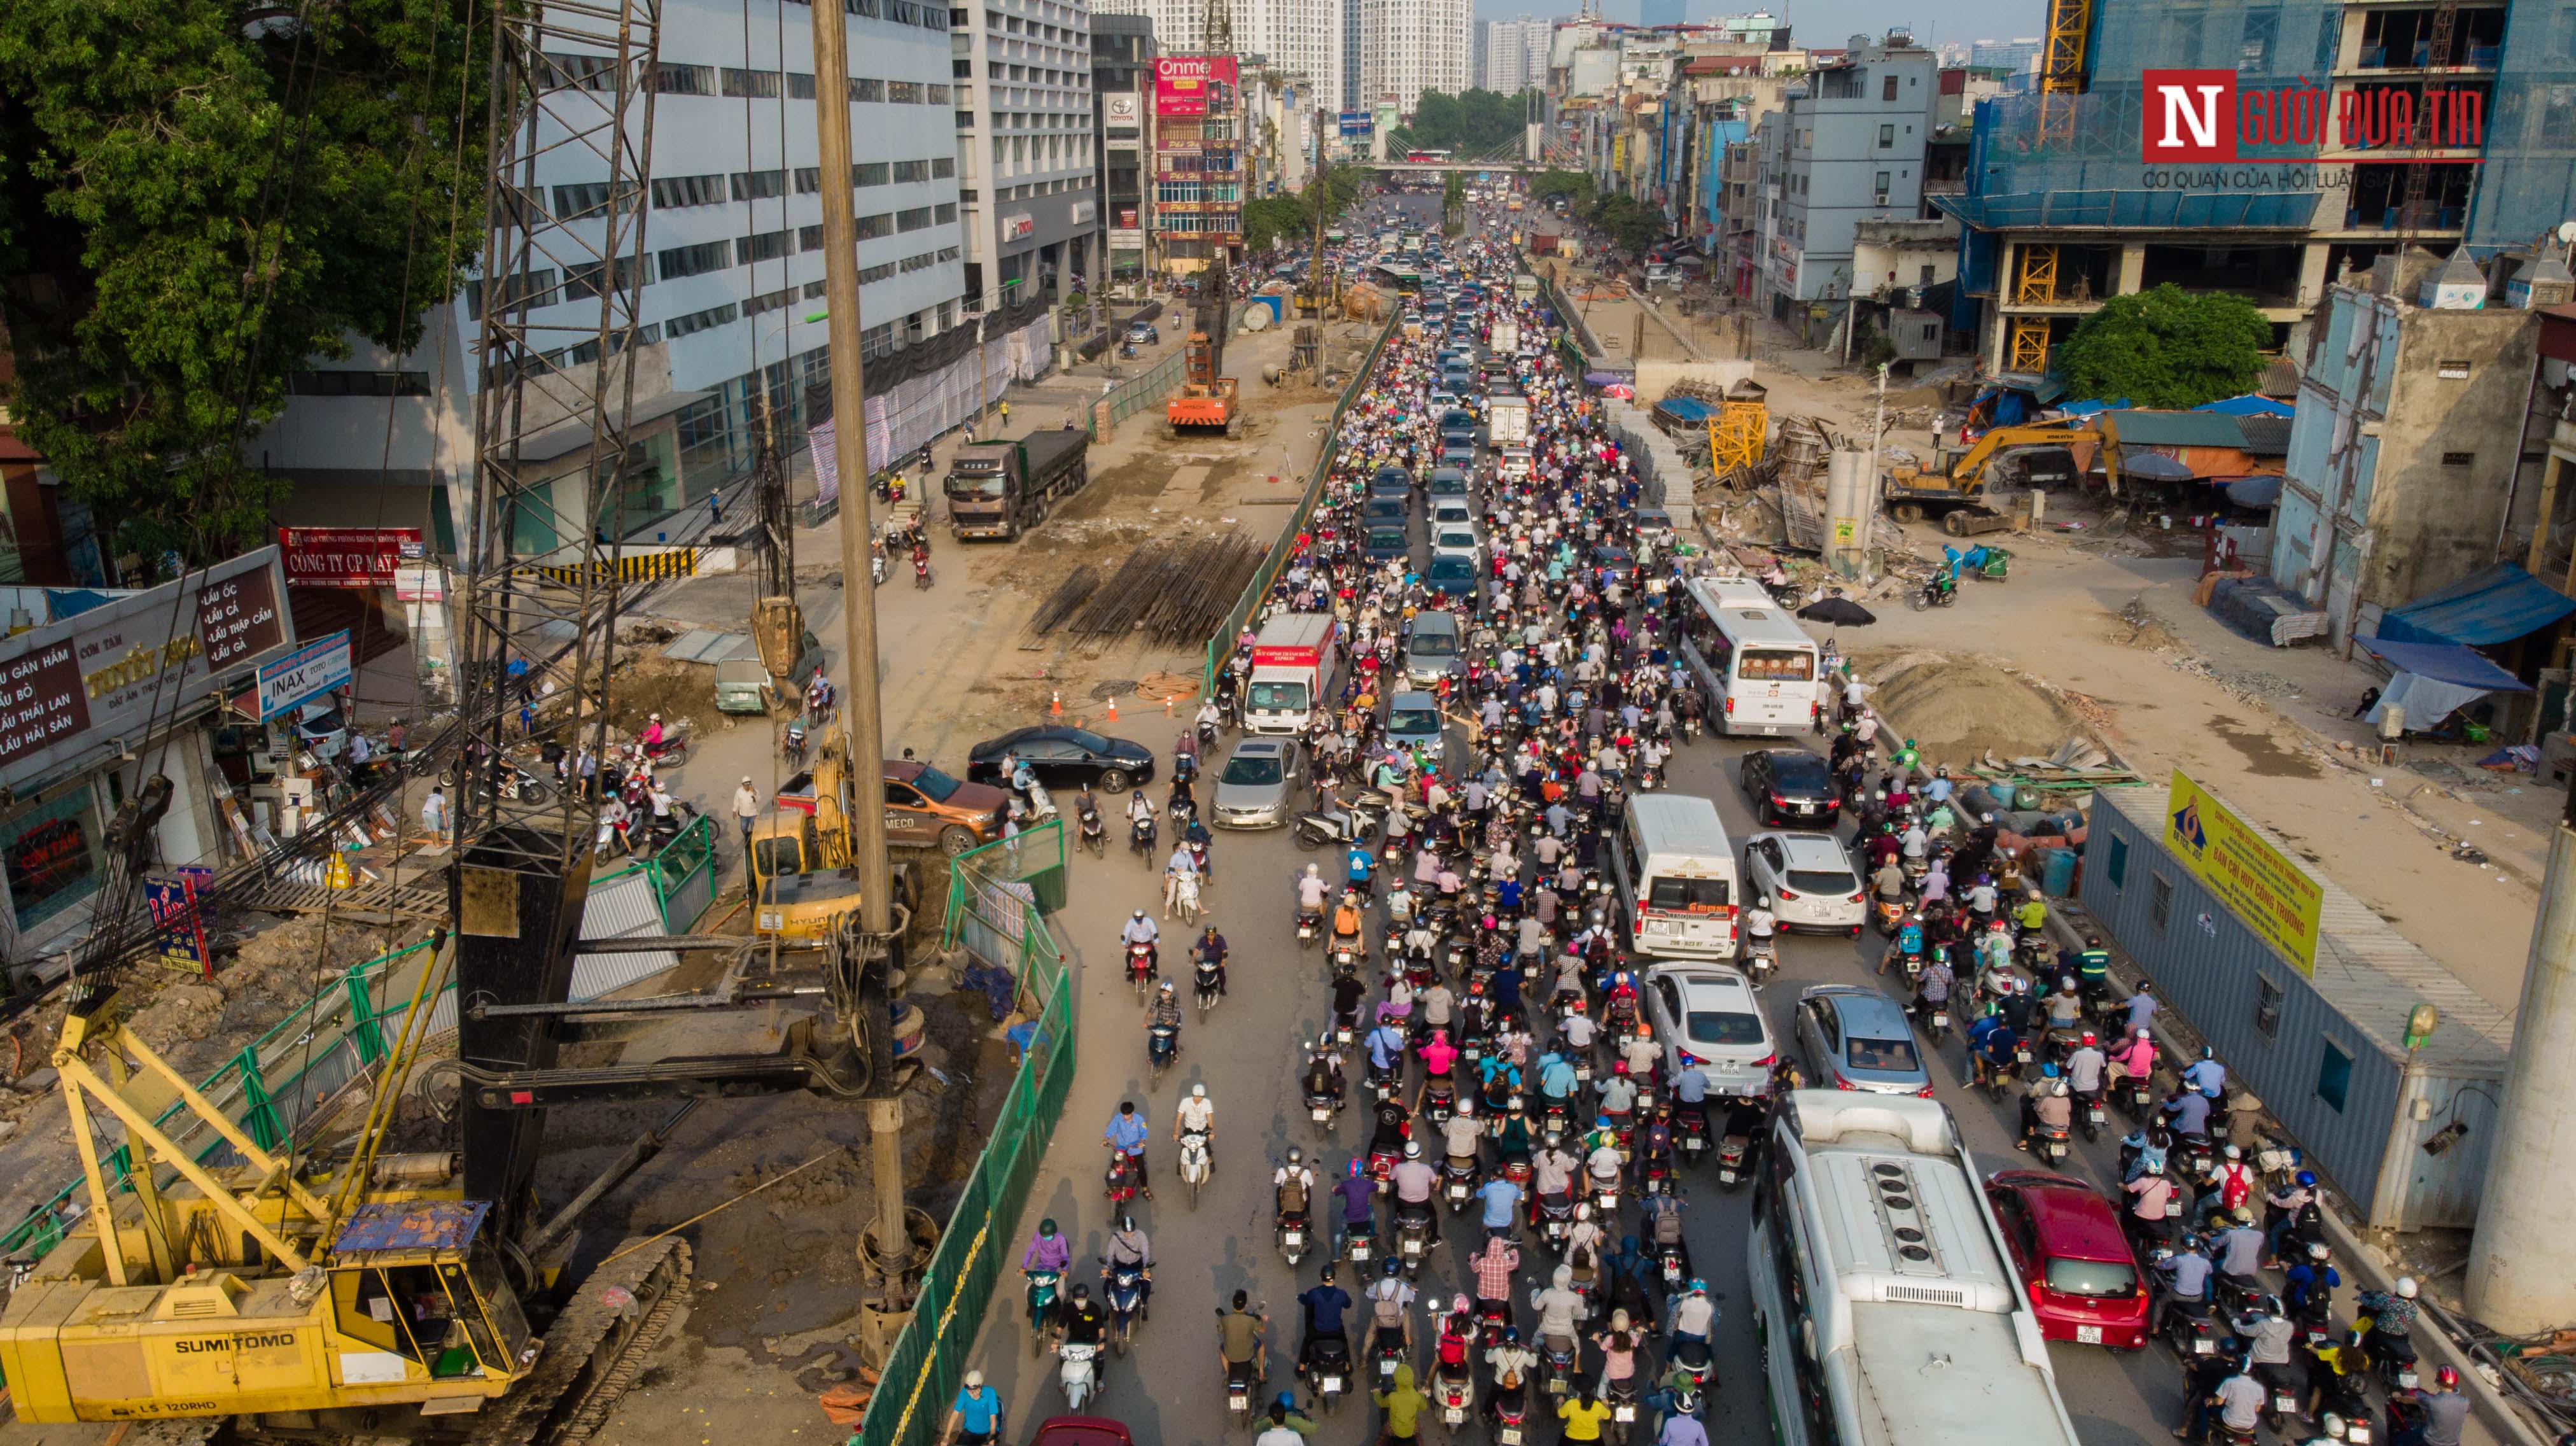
[1052,691,1063,718]
[1164,695,1174,715]
[1107,696,1117,723]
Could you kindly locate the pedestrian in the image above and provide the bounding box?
[421,785,450,845]
[999,399,1011,428]
[709,490,725,525]
[733,777,761,850]
[940,1371,1003,1446]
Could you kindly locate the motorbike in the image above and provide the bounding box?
[914,557,935,589]
[1371,1336,1408,1393]
[1297,908,1324,948]
[1177,1130,1213,1209]
[1331,935,1366,978]
[2162,1297,2221,1358]
[1077,802,1105,857]
[1589,1167,1622,1219]
[871,552,887,586]
[1343,1218,1377,1266]
[1225,1355,1257,1426]
[1424,1077,1457,1127]
[1307,1083,1341,1135]
[1194,957,1223,1016]
[1607,1377,1643,1442]
[1102,1258,1147,1356]
[1493,1381,1534,1445]
[2078,1088,2107,1142]
[1104,1150,1140,1207]
[781,726,808,768]
[1912,574,1959,611]
[1292,802,1385,852]
[1058,1338,1100,1410]
[1667,1333,1714,1391]
[1127,943,1157,1002]
[1397,1199,1436,1277]
[1130,812,1158,861]
[1676,1108,1710,1167]
[1743,934,1777,987]
[1540,1334,1579,1397]
[2033,1118,2072,1165]
[1536,1190,1574,1250]
[1279,1208,1310,1265]
[1307,1335,1354,1411]
[1147,1021,1180,1084]
[1025,1270,1063,1356]
[1443,1156,1479,1212]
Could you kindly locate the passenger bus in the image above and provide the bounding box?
[1678,576,1824,736]
[1607,794,1739,959]
[1369,263,1423,297]
[1406,149,1454,164]
[1749,1093,2083,1446]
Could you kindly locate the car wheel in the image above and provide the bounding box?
[941,826,979,857]
[1100,769,1132,794]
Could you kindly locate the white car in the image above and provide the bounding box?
[1431,525,1481,565]
[1429,498,1473,531]
[1639,964,1778,1095]
[1742,831,1866,935]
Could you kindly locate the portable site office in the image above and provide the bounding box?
[2080,784,2510,1229]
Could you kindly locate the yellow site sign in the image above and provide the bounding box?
[2164,769,2323,975]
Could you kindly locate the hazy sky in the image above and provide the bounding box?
[1468,0,2050,48]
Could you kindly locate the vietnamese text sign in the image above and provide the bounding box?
[257,629,353,720]
[144,874,212,976]
[2165,769,2323,974]
[278,527,421,587]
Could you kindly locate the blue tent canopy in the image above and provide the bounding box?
[2193,395,2295,418]
[2376,563,2576,647]
[2356,637,2532,693]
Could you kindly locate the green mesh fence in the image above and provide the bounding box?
[1203,312,1403,690]
[858,842,1075,1446]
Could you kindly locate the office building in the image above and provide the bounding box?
[950,0,1103,316]
[1092,13,1156,285]
[1480,17,1551,95]
[1749,33,1938,326]
[1092,0,1350,113]
[252,0,997,549]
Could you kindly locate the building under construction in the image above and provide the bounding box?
[1937,0,2576,376]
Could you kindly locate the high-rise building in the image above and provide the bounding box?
[1473,18,1491,88]
[1966,38,2040,72]
[949,0,1103,316]
[1091,13,1156,283]
[1092,0,1351,114]
[1480,18,1551,95]
[1361,0,1470,122]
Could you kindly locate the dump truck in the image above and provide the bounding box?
[1882,421,2119,532]
[945,429,1091,540]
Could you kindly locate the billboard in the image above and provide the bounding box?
[2165,769,2324,974]
[277,526,421,587]
[1154,54,1238,117]
[0,546,295,791]
[256,629,353,721]
[1339,110,1371,136]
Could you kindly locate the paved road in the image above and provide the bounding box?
[951,722,2211,1446]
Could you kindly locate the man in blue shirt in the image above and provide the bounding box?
[2123,981,2159,1037]
[1477,1175,1524,1237]
[1968,1015,2019,1091]
[2163,1088,2214,1139]
[944,1371,1005,1446]
[1537,1051,1578,1104]
[1368,1021,1410,1075]
[1348,844,1376,894]
[1297,1265,1355,1371]
[1106,1100,1154,1198]
[2181,1047,2227,1099]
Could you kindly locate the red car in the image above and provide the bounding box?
[1985,1169,2151,1351]
[1030,1417,1135,1446]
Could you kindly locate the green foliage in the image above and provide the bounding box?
[2054,284,2274,408]
[1529,170,1593,206]
[0,0,487,559]
[1583,193,1665,256]
[1386,88,1536,158]
[1249,163,1373,255]
[1853,321,1896,372]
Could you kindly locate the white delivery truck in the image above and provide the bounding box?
[1490,318,1520,356]
[1245,614,1340,735]
[1487,395,1530,448]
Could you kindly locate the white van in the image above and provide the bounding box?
[1609,794,1740,960]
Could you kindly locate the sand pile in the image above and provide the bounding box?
[1860,649,2097,767]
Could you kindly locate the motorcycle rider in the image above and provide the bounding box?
[1060,1281,1109,1350]
[1219,1289,1270,1388]
[1106,1099,1155,1199]
[1365,1256,1419,1365]
[1176,1083,1217,1163]
[1105,1212,1154,1309]
[1667,1279,1718,1371]
[1333,1158,1378,1256]
[1022,1216,1073,1319]
[1390,1140,1441,1244]
[1296,1264,1355,1377]
[2152,1239,2215,1336]
[2183,1045,2229,1100]
[1530,1263,1586,1368]
[1123,909,1162,975]
[1193,924,1231,997]
[2125,1159,2180,1246]
[1331,890,1369,958]
[2018,1071,2074,1152]
[2178,1354,2265,1445]
[1298,862,1333,922]
[1483,1326,1539,1426]
[1277,1147,1317,1225]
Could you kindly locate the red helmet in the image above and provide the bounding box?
[2435,1366,2459,1389]
[2080,1030,2098,1046]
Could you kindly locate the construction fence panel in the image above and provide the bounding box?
[859,847,1074,1446]
[1091,351,1188,439]
[1203,313,1402,689]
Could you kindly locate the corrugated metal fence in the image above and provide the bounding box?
[2080,786,2509,1229]
[860,832,1074,1446]
[0,815,726,1260]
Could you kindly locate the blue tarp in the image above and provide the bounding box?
[2224,475,2284,509]
[2194,395,2295,418]
[2061,397,2134,417]
[2356,636,2533,692]
[2376,562,2576,647]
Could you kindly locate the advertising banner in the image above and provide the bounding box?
[1154,54,1238,117]
[1339,111,1371,136]
[0,547,295,791]
[256,629,353,721]
[2165,769,2325,974]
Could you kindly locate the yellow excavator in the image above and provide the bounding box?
[1882,419,2122,533]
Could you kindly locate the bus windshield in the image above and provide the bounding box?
[1738,649,1816,682]
[1648,876,1732,911]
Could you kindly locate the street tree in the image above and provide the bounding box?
[2053,284,2274,408]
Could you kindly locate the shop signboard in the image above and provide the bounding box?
[277,527,420,587]
[1154,55,1237,117]
[144,873,212,977]
[2165,769,2324,974]
[1340,111,1370,136]
[0,547,295,792]
[256,629,353,721]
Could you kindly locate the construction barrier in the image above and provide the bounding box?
[1201,311,1403,689]
[1085,302,1263,442]
[857,832,1075,1446]
[533,545,699,587]
[0,815,724,1264]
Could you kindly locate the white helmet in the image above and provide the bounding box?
[2395,1277,2419,1300]
[1192,1083,1207,1099]
[1306,862,1321,878]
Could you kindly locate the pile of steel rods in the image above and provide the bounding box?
[1029,565,1100,636]
[1062,537,1263,645]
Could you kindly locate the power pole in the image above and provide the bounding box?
[807,0,909,1301]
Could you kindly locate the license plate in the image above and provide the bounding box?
[2076,1326,2103,1345]
[2398,1369,2418,1389]
[1720,1169,1738,1184]
[1322,1375,1344,1392]
[1285,1232,1303,1247]
[757,911,782,930]
[1446,1410,1467,1424]
[2192,1339,2215,1354]
[1933,1013,1950,1028]
[1548,1379,1567,1395]
[1614,1406,1635,1422]
[1405,1239,1422,1256]
[1313,1109,1329,1122]
[2275,1394,2297,1414]
[1795,803,1813,813]
[1501,1430,1524,1443]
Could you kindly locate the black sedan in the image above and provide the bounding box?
[1739,747,1840,827]
[968,727,1158,794]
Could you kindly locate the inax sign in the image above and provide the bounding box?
[2141,69,2485,164]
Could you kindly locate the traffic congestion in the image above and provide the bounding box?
[944,184,2470,1446]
